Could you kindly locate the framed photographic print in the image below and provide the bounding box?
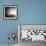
[3,5,17,20]
[18,24,46,41]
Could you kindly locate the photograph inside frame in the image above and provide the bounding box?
[18,25,46,41]
[3,5,17,19]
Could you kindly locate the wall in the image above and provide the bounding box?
[19,0,46,24]
[0,0,46,45]
[0,0,19,44]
